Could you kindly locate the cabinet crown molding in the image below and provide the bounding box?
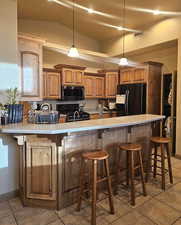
[54,64,86,70]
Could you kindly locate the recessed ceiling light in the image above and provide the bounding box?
[117,26,123,31]
[153,10,161,15]
[87,8,94,14]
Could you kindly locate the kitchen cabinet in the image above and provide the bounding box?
[84,73,105,98]
[43,68,61,99]
[54,64,86,86]
[18,36,43,101]
[26,139,57,201]
[120,68,147,84]
[104,71,119,98]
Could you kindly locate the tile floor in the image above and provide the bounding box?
[0,157,181,225]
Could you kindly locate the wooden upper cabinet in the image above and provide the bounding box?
[43,69,61,99]
[134,68,147,82]
[62,69,74,84]
[120,68,147,84]
[54,64,86,86]
[74,70,84,85]
[84,75,95,98]
[95,77,105,98]
[84,73,105,98]
[26,139,57,201]
[120,70,133,83]
[105,72,118,98]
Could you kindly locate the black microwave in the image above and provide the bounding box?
[61,85,85,101]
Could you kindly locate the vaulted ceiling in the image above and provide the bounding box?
[18,0,181,40]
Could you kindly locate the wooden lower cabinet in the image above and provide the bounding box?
[19,137,58,209]
[26,141,57,200]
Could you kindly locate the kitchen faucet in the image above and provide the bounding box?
[73,111,80,121]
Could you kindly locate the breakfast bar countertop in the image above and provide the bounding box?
[0,114,164,135]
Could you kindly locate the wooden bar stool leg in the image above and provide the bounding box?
[153,143,158,178]
[138,151,147,196]
[166,143,173,184]
[104,158,115,214]
[160,144,166,190]
[126,151,130,186]
[91,160,97,225]
[114,148,121,195]
[129,151,135,206]
[77,158,86,211]
[146,143,153,183]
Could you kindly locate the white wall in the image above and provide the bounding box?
[0,0,19,195]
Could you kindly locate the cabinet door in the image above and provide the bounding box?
[95,77,105,98]
[74,70,83,85]
[134,69,146,82]
[44,72,60,99]
[21,51,40,97]
[105,73,118,98]
[84,76,95,98]
[120,70,133,83]
[62,69,74,84]
[26,141,57,200]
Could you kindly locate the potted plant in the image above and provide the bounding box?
[6,88,23,123]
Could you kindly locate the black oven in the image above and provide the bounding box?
[61,85,85,101]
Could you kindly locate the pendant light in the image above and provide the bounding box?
[119,0,128,66]
[68,0,79,57]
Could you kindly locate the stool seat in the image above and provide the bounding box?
[82,150,109,160]
[150,137,170,144]
[120,143,142,151]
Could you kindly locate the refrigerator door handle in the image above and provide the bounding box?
[126,90,129,115]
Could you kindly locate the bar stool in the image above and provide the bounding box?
[146,137,173,190]
[77,150,115,225]
[115,143,147,206]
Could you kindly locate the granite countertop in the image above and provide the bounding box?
[0,114,164,135]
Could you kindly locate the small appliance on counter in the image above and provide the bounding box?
[56,104,90,122]
[28,103,59,124]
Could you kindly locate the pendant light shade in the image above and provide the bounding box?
[68,0,79,57]
[68,45,79,57]
[119,57,128,66]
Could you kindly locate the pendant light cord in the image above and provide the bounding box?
[73,0,75,46]
[122,0,126,57]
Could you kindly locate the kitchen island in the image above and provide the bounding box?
[0,114,164,210]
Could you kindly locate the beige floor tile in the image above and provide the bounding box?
[173,218,181,225]
[156,189,181,211]
[172,168,181,183]
[0,201,12,219]
[171,158,181,169]
[116,184,151,207]
[111,210,156,225]
[136,198,180,225]
[0,214,17,225]
[170,182,181,193]
[15,208,58,225]
[48,219,64,225]
[9,198,24,212]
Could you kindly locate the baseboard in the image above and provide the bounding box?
[0,190,19,202]
[175,154,181,160]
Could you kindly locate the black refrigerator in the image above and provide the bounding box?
[116,83,146,116]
